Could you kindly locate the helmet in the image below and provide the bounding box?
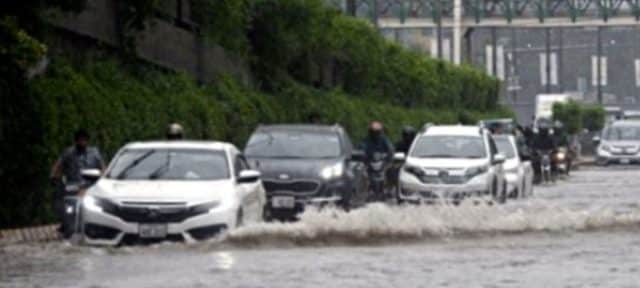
[166,123,184,140]
[401,125,416,139]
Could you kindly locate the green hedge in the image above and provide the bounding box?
[249,0,500,109]
[0,57,511,228]
[553,101,606,134]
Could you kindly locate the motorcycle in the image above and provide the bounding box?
[56,169,101,239]
[367,152,390,202]
[535,150,555,184]
[553,147,570,175]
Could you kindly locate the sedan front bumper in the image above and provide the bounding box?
[81,202,237,246]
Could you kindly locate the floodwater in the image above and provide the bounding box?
[2,167,640,287]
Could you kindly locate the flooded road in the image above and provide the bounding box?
[2,167,640,287]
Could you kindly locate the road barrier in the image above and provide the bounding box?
[0,224,60,245]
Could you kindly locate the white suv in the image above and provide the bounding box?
[397,125,507,204]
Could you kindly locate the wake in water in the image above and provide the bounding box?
[222,199,640,246]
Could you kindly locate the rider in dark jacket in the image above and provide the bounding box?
[361,121,394,162]
[395,126,416,154]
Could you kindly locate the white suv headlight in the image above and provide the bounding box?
[465,166,488,178]
[320,163,344,180]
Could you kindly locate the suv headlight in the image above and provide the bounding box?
[465,166,488,179]
[320,163,344,180]
[403,165,425,177]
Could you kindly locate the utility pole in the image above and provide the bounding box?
[346,0,357,16]
[372,0,379,28]
[545,27,551,93]
[453,0,462,64]
[597,26,603,104]
[491,27,497,77]
[436,0,443,59]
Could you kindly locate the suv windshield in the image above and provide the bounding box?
[245,131,342,159]
[494,137,516,159]
[603,126,640,141]
[107,148,229,181]
[411,135,486,158]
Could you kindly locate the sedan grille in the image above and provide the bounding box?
[105,202,212,223]
[263,180,320,194]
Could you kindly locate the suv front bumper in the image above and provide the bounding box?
[398,171,490,203]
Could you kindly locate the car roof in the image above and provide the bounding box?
[256,124,343,134]
[422,125,484,137]
[123,141,234,151]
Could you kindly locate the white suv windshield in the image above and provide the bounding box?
[107,148,230,181]
[494,137,516,159]
[604,126,640,141]
[411,135,486,158]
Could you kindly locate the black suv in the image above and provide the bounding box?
[244,124,368,219]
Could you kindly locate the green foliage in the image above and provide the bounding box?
[191,0,251,56]
[0,17,48,71]
[553,101,605,134]
[552,101,583,134]
[248,0,500,109]
[581,105,606,132]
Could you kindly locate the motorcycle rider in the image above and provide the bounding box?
[532,122,557,182]
[50,129,105,234]
[166,123,184,140]
[361,121,394,201]
[395,126,417,154]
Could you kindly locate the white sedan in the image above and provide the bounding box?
[494,135,534,199]
[80,141,266,245]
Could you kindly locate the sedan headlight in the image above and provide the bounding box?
[83,195,103,213]
[600,144,611,152]
[465,166,488,178]
[320,163,344,180]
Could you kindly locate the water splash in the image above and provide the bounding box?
[222,200,640,247]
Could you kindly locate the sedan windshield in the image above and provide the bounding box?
[244,131,342,158]
[107,149,229,181]
[603,126,640,141]
[494,137,516,159]
[411,135,486,158]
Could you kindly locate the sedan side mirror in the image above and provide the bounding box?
[81,169,101,181]
[393,152,406,162]
[351,150,366,162]
[238,170,261,184]
[492,153,506,165]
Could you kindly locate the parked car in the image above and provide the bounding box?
[493,135,534,199]
[80,141,265,245]
[244,124,368,220]
[396,125,508,204]
[594,120,640,165]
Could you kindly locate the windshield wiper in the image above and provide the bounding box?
[148,152,171,180]
[115,150,156,179]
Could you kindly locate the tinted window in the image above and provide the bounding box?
[107,149,229,181]
[494,137,516,159]
[603,126,640,141]
[245,131,342,158]
[411,135,486,158]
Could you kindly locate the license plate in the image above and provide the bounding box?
[139,224,168,238]
[620,159,631,164]
[271,196,295,208]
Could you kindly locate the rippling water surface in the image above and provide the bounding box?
[2,167,640,287]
